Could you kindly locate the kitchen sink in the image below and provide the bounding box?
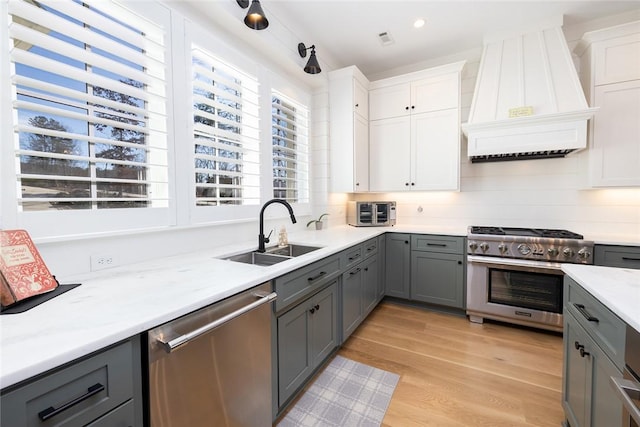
[223,244,322,266]
[264,244,322,257]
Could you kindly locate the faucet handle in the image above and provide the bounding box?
[264,229,274,245]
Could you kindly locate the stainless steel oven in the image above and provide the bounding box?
[466,226,593,332]
[347,201,396,227]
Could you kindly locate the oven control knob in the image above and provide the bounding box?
[563,247,575,258]
[469,241,478,252]
[577,248,591,260]
[498,243,508,255]
[479,242,490,253]
[547,247,559,257]
[517,244,531,255]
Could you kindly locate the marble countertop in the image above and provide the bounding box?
[562,264,640,332]
[1,225,417,389]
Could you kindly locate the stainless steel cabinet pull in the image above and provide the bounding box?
[38,383,105,421]
[158,291,277,353]
[307,271,326,282]
[574,303,599,323]
[610,376,640,424]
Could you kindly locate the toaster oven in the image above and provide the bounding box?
[347,201,396,227]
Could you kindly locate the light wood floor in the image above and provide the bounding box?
[337,300,565,427]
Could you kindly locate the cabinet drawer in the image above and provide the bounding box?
[275,255,341,312]
[565,278,626,370]
[411,234,464,254]
[342,245,364,270]
[1,340,135,427]
[594,245,640,269]
[86,400,134,427]
[361,238,378,260]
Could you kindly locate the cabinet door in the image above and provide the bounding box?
[354,79,368,119]
[411,251,464,308]
[563,313,589,427]
[411,73,459,114]
[411,109,460,191]
[362,256,379,317]
[342,266,363,341]
[377,234,387,300]
[590,342,623,427]
[590,80,640,187]
[385,234,411,299]
[354,113,369,191]
[277,303,311,406]
[369,83,410,120]
[593,33,640,85]
[310,283,338,368]
[369,116,411,191]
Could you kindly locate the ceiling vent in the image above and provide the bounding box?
[462,16,596,162]
[378,31,395,46]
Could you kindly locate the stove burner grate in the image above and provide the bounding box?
[470,226,583,240]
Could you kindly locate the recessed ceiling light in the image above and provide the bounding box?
[414,18,425,28]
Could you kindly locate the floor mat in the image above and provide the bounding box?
[277,355,400,427]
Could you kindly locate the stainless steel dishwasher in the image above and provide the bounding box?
[148,282,276,427]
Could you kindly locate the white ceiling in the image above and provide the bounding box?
[261,0,640,78]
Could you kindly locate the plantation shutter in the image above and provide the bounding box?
[271,92,309,203]
[8,0,168,211]
[191,47,260,206]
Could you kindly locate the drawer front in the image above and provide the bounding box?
[86,400,134,427]
[342,245,364,270]
[411,234,464,254]
[361,238,378,260]
[1,340,134,427]
[594,245,640,269]
[565,278,625,370]
[275,255,341,312]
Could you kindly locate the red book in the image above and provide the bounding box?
[0,229,58,307]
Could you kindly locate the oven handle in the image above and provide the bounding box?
[467,255,564,273]
[610,376,640,424]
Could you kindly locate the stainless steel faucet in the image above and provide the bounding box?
[258,199,297,252]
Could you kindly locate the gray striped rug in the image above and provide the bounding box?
[277,355,399,427]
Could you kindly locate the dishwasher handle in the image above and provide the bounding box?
[158,291,277,353]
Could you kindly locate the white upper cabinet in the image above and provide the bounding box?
[368,62,465,192]
[329,66,370,192]
[369,72,459,121]
[575,21,640,188]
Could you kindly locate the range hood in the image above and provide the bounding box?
[462,16,596,162]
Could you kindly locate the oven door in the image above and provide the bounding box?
[467,255,564,331]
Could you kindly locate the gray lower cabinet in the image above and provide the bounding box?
[385,233,411,298]
[562,277,624,427]
[377,234,386,300]
[277,281,338,408]
[342,239,379,342]
[1,337,142,427]
[594,244,640,269]
[412,234,465,309]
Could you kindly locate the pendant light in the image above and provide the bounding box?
[298,43,321,74]
[237,0,269,30]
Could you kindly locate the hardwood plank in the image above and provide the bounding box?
[337,300,564,426]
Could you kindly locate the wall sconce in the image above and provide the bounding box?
[237,0,269,30]
[298,43,321,74]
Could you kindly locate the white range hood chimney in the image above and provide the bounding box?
[462,16,596,162]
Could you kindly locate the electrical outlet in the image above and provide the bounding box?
[91,254,117,271]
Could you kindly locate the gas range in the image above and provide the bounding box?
[467,226,594,265]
